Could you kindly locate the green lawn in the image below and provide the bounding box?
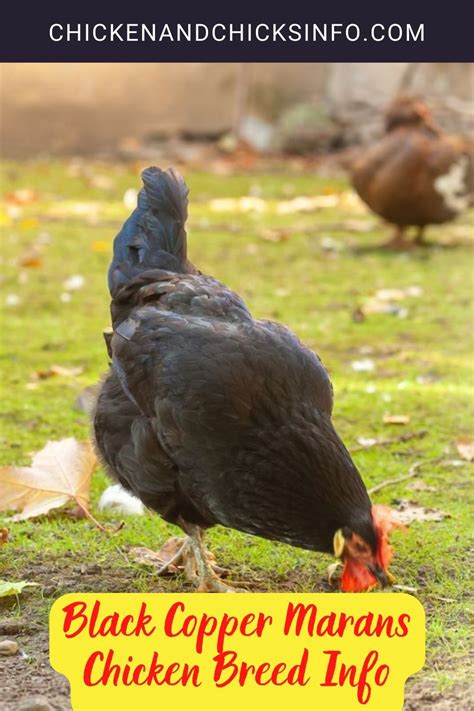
[0,159,473,703]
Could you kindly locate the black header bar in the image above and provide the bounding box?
[1,0,473,62]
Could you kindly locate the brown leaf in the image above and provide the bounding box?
[383,414,411,425]
[88,175,115,191]
[209,196,267,214]
[257,228,291,243]
[0,528,9,546]
[455,437,474,462]
[33,364,84,380]
[276,195,339,214]
[391,502,450,525]
[129,541,183,575]
[18,248,43,269]
[5,188,39,206]
[0,438,96,521]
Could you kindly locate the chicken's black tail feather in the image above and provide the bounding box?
[108,167,189,294]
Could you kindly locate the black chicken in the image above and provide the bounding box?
[94,167,394,592]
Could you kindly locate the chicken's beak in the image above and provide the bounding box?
[368,564,389,588]
[333,529,345,558]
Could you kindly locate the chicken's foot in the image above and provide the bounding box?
[180,522,244,593]
[155,535,229,582]
[414,226,428,246]
[385,226,411,250]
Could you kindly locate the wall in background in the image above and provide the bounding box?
[1,63,472,156]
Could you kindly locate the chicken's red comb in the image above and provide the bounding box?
[371,504,405,569]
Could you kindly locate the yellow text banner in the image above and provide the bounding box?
[50,593,425,710]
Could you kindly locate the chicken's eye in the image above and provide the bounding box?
[355,542,367,553]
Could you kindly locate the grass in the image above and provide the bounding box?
[0,159,473,698]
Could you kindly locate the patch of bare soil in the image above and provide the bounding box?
[0,554,469,710]
[0,555,151,710]
[404,678,473,710]
[0,627,71,711]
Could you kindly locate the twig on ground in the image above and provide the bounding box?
[352,429,428,453]
[430,595,457,603]
[77,501,124,534]
[368,456,444,495]
[392,584,417,593]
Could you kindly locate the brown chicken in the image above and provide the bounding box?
[351,96,473,248]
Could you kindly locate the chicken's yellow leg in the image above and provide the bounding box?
[181,522,242,593]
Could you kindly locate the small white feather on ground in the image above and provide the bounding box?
[98,485,145,515]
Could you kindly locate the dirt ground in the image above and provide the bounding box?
[0,557,472,711]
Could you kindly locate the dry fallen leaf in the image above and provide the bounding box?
[257,228,291,243]
[391,501,450,525]
[0,438,96,522]
[209,196,267,214]
[374,288,407,301]
[0,580,39,598]
[88,175,115,191]
[5,188,39,206]
[383,414,411,425]
[362,285,422,318]
[276,195,339,214]
[0,528,9,546]
[455,437,474,462]
[338,190,367,213]
[363,299,406,316]
[33,364,84,380]
[375,286,423,301]
[18,248,43,269]
[129,541,183,576]
[47,201,101,220]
